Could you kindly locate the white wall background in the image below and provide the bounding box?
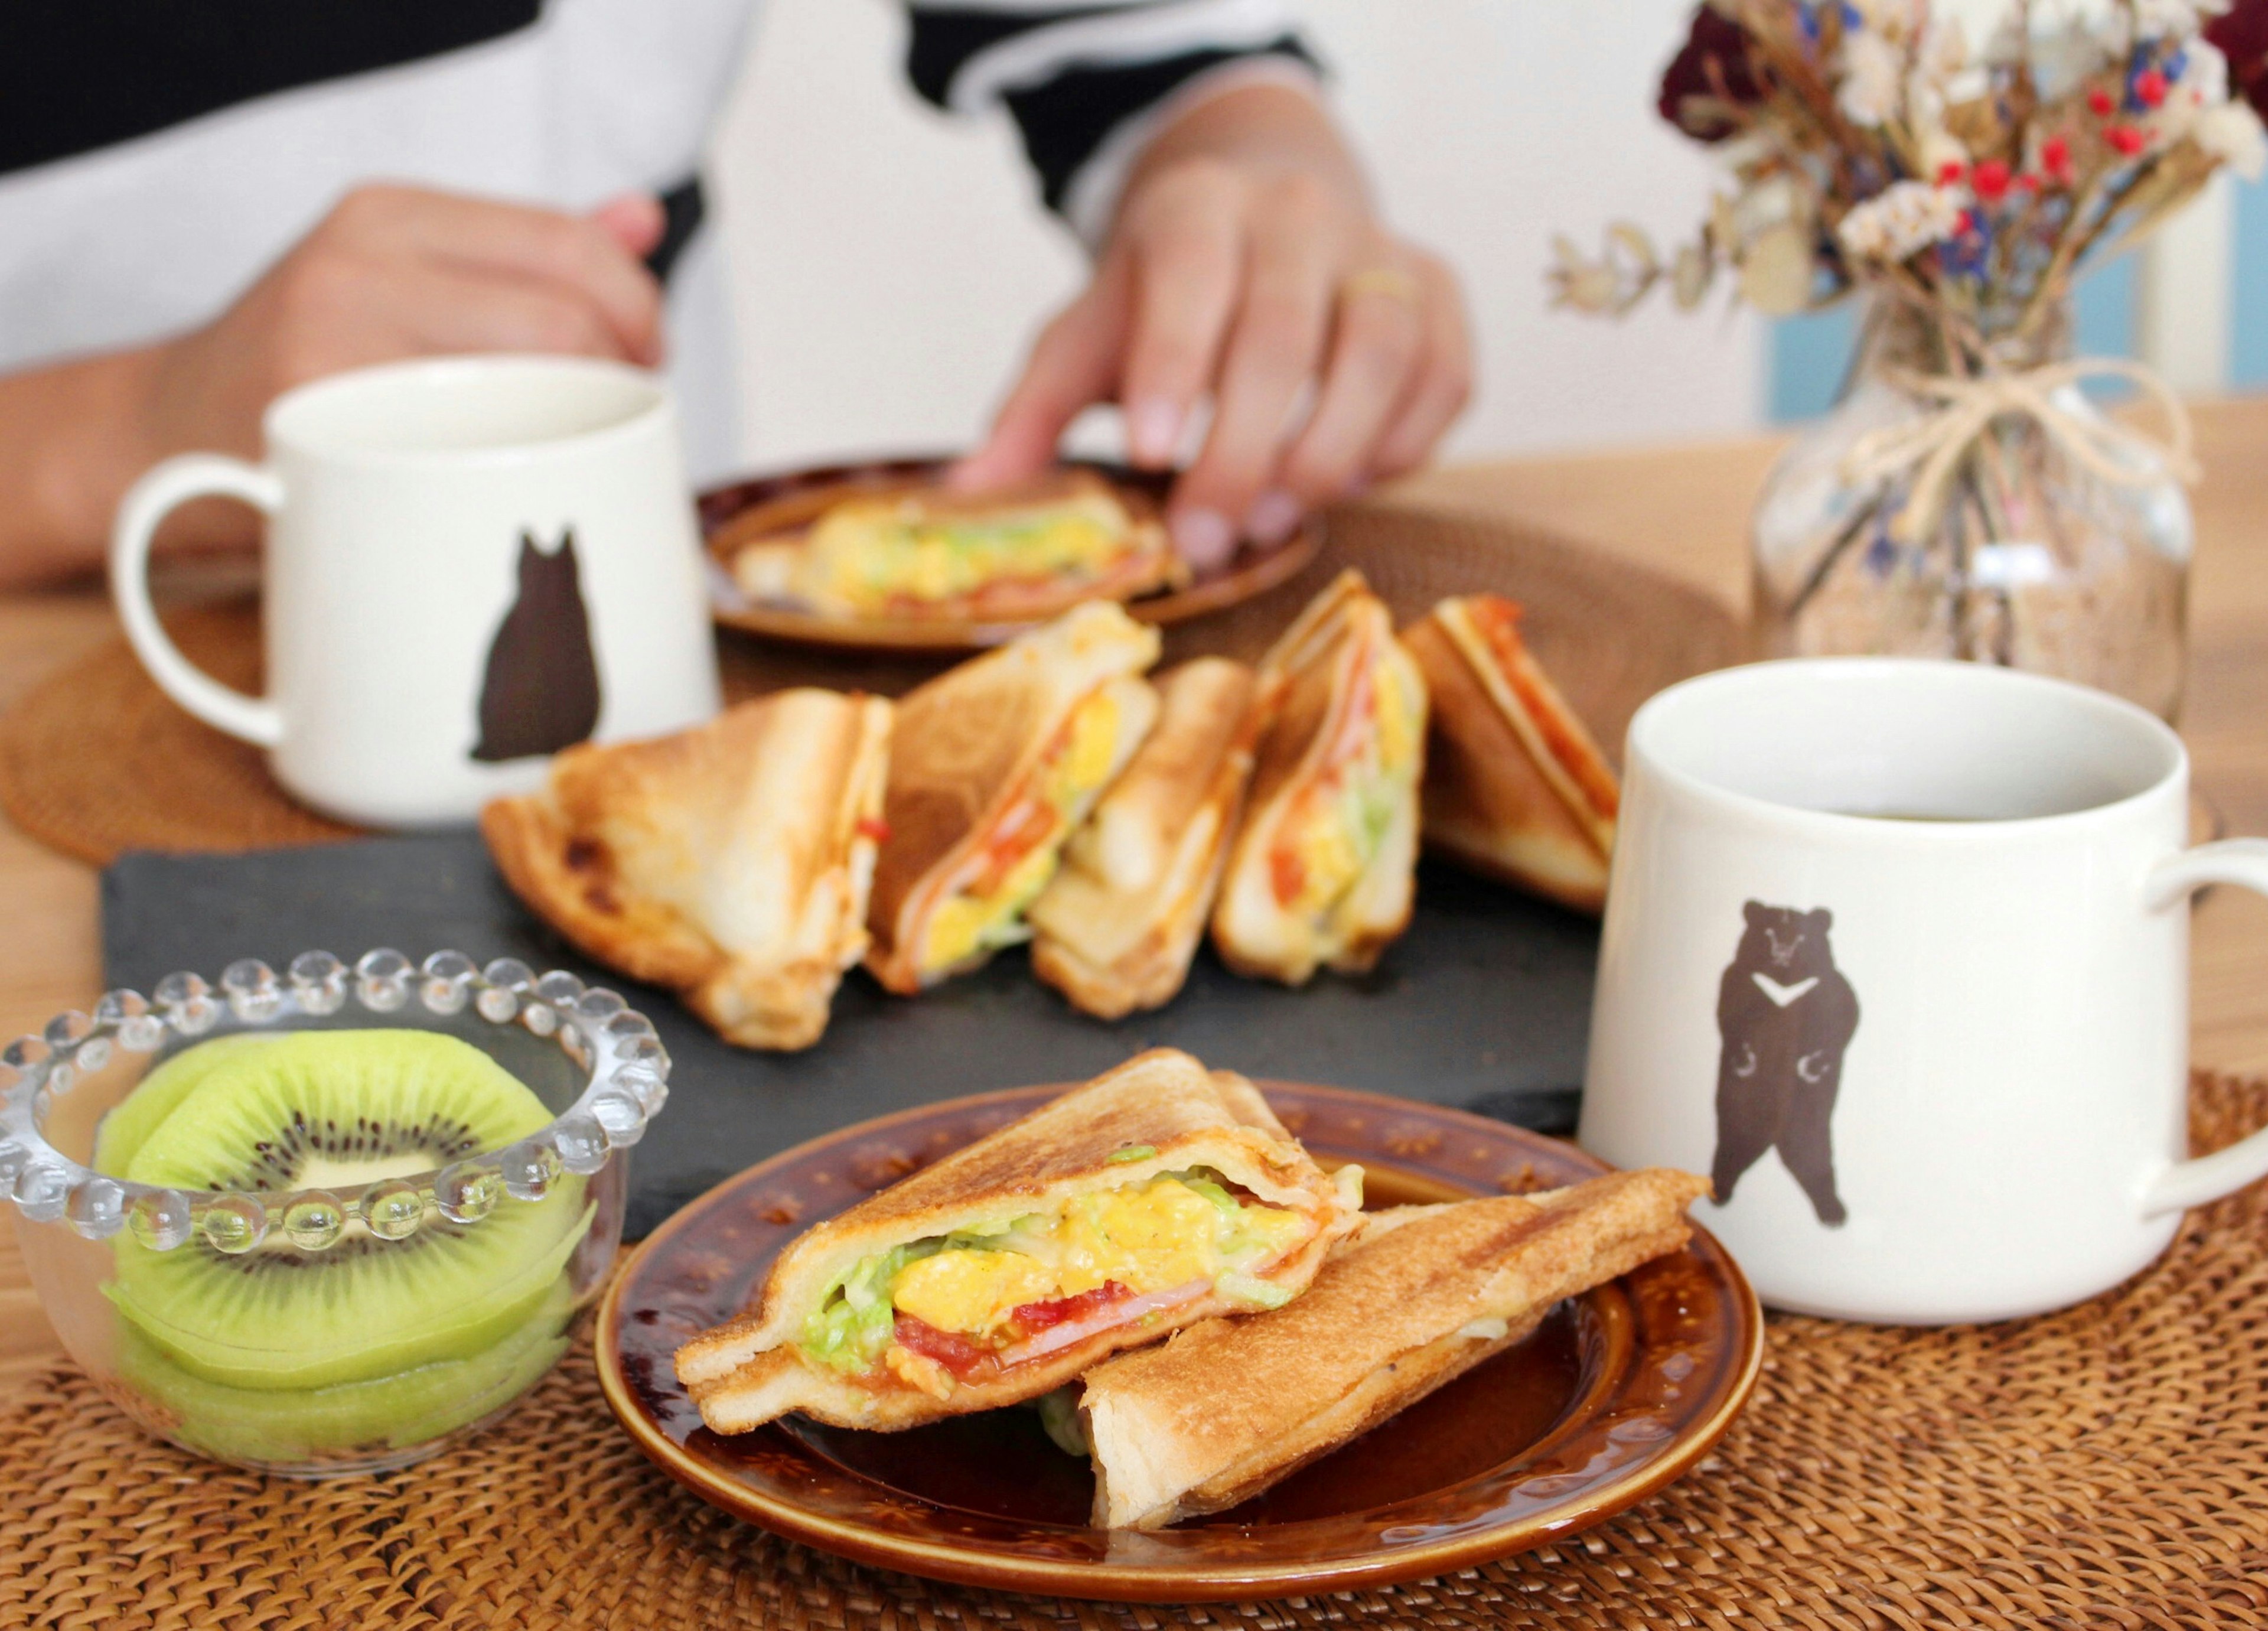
[709,0,1763,477]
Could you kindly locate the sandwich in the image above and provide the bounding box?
[1028,658,1260,1018]
[1075,1166,1710,1528]
[673,1048,1364,1433]
[1400,594,1620,913]
[481,689,892,1050]
[726,468,1187,621]
[1211,571,1429,985]
[863,601,1161,994]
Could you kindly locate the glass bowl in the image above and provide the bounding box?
[0,949,669,1477]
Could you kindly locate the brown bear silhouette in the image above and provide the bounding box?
[471,530,601,763]
[1710,902,1860,1228]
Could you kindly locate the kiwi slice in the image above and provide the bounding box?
[93,1032,277,1178]
[103,1029,595,1394]
[117,1275,575,1467]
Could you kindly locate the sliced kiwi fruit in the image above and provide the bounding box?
[93,1032,277,1178]
[117,1275,576,1467]
[100,1029,594,1426]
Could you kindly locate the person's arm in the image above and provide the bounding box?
[957,79,1471,568]
[0,185,665,591]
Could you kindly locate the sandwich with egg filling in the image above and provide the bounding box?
[1211,572,1429,986]
[864,601,1161,994]
[1401,595,1620,913]
[481,690,893,1050]
[673,1049,1362,1433]
[1075,1167,1712,1528]
[726,469,1185,621]
[1028,658,1260,1018]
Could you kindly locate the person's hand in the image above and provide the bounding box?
[138,183,667,465]
[954,155,1471,572]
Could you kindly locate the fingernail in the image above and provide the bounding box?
[1244,489,1304,546]
[1171,508,1236,572]
[1128,398,1183,465]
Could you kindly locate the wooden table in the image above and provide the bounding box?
[4,403,2266,1393]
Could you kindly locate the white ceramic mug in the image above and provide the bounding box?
[1580,658,2268,1323]
[111,355,722,826]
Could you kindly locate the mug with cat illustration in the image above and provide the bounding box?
[1581,658,2268,1323]
[110,355,721,826]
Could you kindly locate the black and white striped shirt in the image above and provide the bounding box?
[0,0,1319,478]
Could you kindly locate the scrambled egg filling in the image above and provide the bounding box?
[1276,655,1423,919]
[809,495,1131,613]
[921,688,1124,974]
[800,1171,1311,1375]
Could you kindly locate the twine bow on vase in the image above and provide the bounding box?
[1837,357,2202,546]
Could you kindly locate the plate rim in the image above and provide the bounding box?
[595,1080,1764,1603]
[698,455,1325,652]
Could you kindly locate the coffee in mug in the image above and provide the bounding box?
[1581,657,2268,1323]
[110,355,722,826]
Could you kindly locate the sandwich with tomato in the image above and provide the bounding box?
[1075,1166,1710,1528]
[1211,572,1429,985]
[725,468,1186,622]
[673,1049,1363,1433]
[1028,657,1260,1018]
[1399,594,1619,913]
[863,601,1161,994]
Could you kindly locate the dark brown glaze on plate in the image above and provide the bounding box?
[596,1083,1762,1603]
[699,457,1323,653]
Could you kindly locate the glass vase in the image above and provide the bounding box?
[1751,298,2191,720]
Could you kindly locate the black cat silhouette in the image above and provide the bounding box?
[1710,901,1860,1228]
[471,530,602,763]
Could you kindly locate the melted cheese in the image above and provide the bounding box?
[808,495,1130,613]
[887,1176,1309,1338]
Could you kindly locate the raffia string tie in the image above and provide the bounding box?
[1838,357,2201,545]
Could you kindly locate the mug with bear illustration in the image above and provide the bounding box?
[110,355,721,826]
[1581,657,2268,1324]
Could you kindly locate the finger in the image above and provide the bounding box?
[1117,180,1244,468]
[1265,271,1428,530]
[949,263,1129,491]
[591,193,667,260]
[1368,259,1474,478]
[1168,188,1337,567]
[333,184,664,366]
[373,258,624,362]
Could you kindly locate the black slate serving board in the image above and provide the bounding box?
[102,832,1596,1237]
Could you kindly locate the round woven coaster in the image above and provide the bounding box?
[0,506,1741,865]
[3,1073,2264,1629]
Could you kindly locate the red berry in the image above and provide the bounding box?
[2135,68,2168,109]
[1972,159,2013,201]
[2017,173,2041,191]
[2108,125,2148,156]
[2041,134,2073,182]
[2088,87,2116,116]
[1935,159,1966,186]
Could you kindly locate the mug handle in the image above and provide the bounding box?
[109,454,286,748]
[2141,838,2268,1216]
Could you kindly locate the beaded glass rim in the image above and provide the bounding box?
[0,950,669,1256]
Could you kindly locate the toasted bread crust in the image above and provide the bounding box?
[1079,1167,1710,1528]
[672,1050,1359,1430]
[1029,660,1258,1018]
[481,691,892,1050]
[1212,572,1426,985]
[1401,613,1611,913]
[864,604,1161,993]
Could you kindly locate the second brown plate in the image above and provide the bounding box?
[699,457,1322,652]
[597,1082,1761,1603]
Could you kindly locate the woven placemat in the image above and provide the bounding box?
[4,1072,2264,1629]
[0,506,1741,866]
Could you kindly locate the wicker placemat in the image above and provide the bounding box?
[4,1072,2264,1629]
[0,506,1742,866]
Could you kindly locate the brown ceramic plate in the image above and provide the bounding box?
[596,1082,1762,1603]
[699,456,1322,652]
